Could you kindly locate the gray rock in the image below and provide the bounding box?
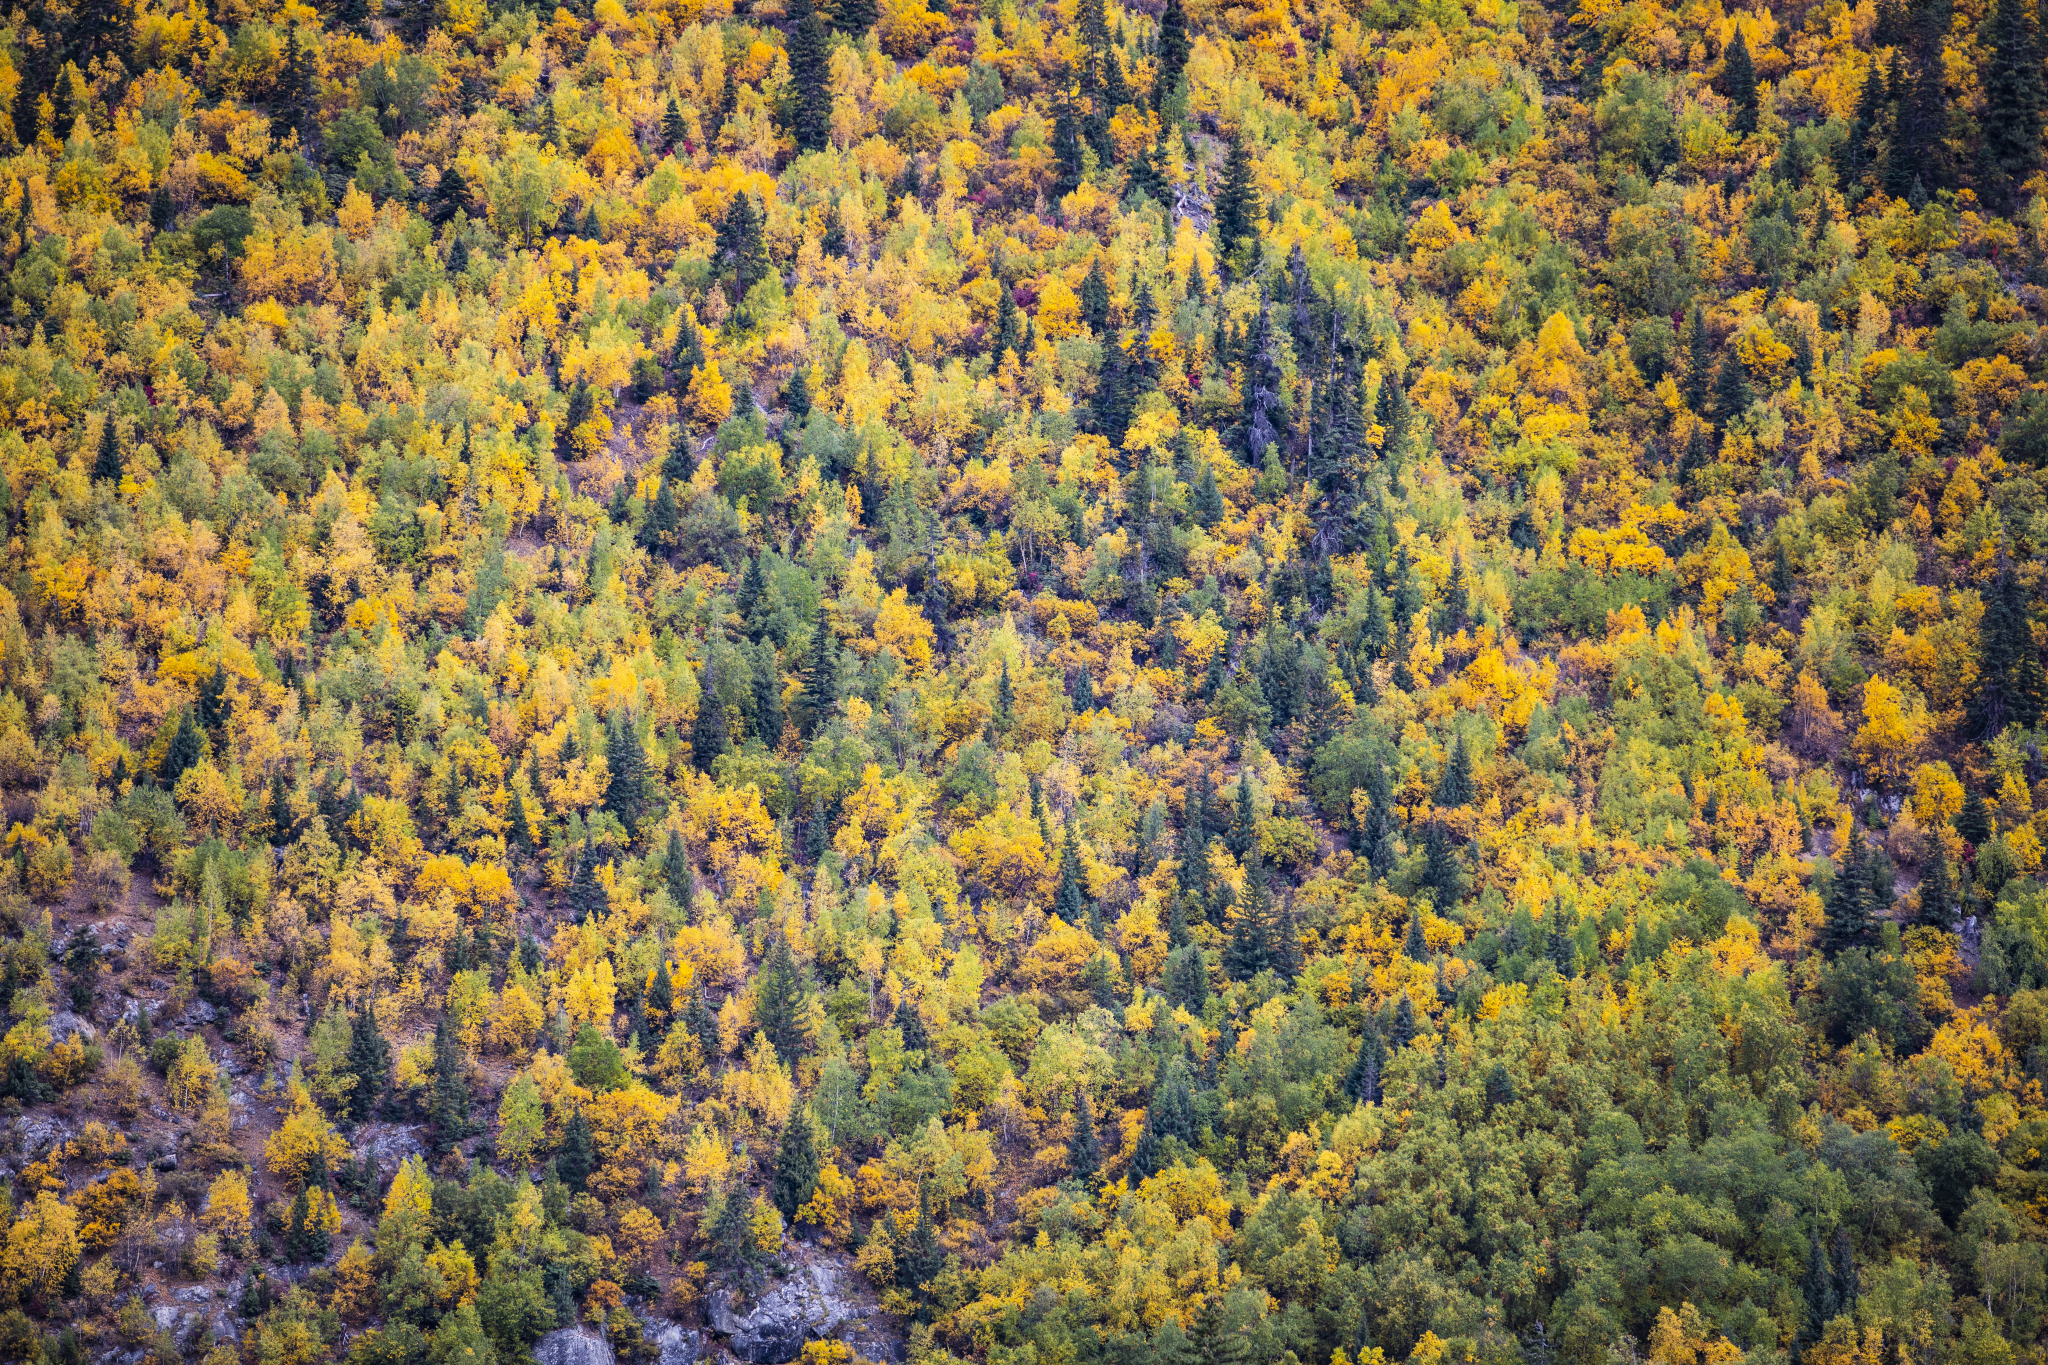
[150,1305,186,1333]
[358,1122,427,1172]
[708,1264,869,1365]
[534,1326,615,1365]
[49,1010,96,1045]
[14,1114,74,1157]
[173,1286,214,1304]
[640,1317,706,1365]
[179,1000,217,1027]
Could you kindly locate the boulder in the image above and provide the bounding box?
[180,1000,218,1027]
[534,1326,615,1365]
[14,1114,73,1158]
[708,1264,869,1364]
[640,1317,706,1365]
[49,1010,96,1045]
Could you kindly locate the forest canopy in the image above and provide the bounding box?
[0,0,2044,1361]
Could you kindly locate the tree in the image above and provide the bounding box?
[163,709,204,785]
[92,414,121,483]
[1080,257,1111,334]
[429,1013,473,1152]
[715,193,768,299]
[800,608,838,736]
[558,1109,594,1192]
[1213,130,1262,272]
[1981,0,2044,208]
[568,845,609,924]
[1226,772,1257,858]
[1068,1087,1102,1183]
[1054,823,1088,925]
[1971,559,2046,738]
[1721,28,1758,134]
[755,935,808,1062]
[1435,734,1472,808]
[771,1108,820,1221]
[1052,90,1084,198]
[1155,0,1190,109]
[639,480,679,554]
[1917,837,1956,929]
[692,656,730,771]
[786,0,833,151]
[707,1181,757,1267]
[1346,1021,1386,1103]
[1163,943,1208,1009]
[662,96,687,149]
[1958,789,1993,847]
[604,713,648,825]
[1823,827,1882,955]
[1223,855,1273,980]
[661,831,692,905]
[344,1004,391,1121]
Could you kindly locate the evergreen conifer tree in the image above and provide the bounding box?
[1054,823,1088,924]
[662,95,687,149]
[1213,130,1263,273]
[800,608,838,736]
[1068,1088,1102,1183]
[1971,558,2047,738]
[1080,256,1111,334]
[164,709,204,785]
[1435,734,1473,808]
[772,1108,821,1221]
[345,1003,391,1121]
[429,1013,473,1152]
[787,0,833,151]
[755,935,807,1062]
[639,480,679,554]
[1958,789,1993,847]
[92,413,121,484]
[708,1181,756,1267]
[1823,828,1877,954]
[1155,0,1190,109]
[1722,29,1759,134]
[692,656,730,770]
[603,713,648,824]
[558,1108,594,1191]
[1226,772,1256,859]
[1982,0,2044,208]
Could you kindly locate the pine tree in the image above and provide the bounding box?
[787,0,833,152]
[1054,823,1088,924]
[1823,828,1877,955]
[1971,559,2047,738]
[639,480,679,554]
[1837,61,1887,190]
[1422,823,1463,908]
[800,608,838,736]
[1958,789,1993,847]
[707,1182,756,1267]
[1435,734,1473,808]
[1163,943,1208,1009]
[603,713,648,825]
[568,844,610,924]
[1052,91,1084,198]
[1548,908,1576,976]
[662,95,687,149]
[692,656,730,771]
[755,935,808,1062]
[1982,0,2044,208]
[1347,1021,1387,1103]
[834,0,877,34]
[1227,772,1256,859]
[558,1108,594,1192]
[1154,0,1190,109]
[1241,296,1283,462]
[716,193,768,299]
[1068,1088,1102,1184]
[344,1004,391,1121]
[661,830,693,904]
[897,1185,943,1292]
[997,656,1015,718]
[994,288,1022,358]
[1722,28,1759,134]
[1918,837,1956,929]
[428,1013,473,1152]
[1223,855,1273,980]
[163,709,204,785]
[1390,993,1416,1049]
[1213,130,1263,273]
[92,413,122,483]
[772,1108,821,1221]
[1193,462,1226,525]
[1080,256,1111,334]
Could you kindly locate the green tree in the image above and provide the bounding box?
[771,1108,820,1221]
[787,0,833,151]
[1213,130,1263,273]
[429,1013,473,1152]
[344,1003,391,1121]
[692,656,730,770]
[755,934,808,1062]
[1068,1088,1101,1184]
[163,709,204,785]
[603,713,647,825]
[1721,28,1758,134]
[1981,0,2044,208]
[92,414,121,484]
[557,1108,593,1192]
[799,608,839,736]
